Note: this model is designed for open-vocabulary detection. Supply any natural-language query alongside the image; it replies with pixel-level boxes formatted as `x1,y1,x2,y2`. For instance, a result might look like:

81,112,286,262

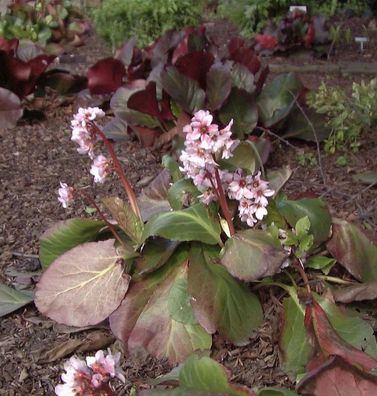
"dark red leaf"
172,27,196,64
229,46,260,75
0,37,18,55
127,82,174,121
297,356,377,396
175,50,214,89
255,65,269,94
306,301,377,372
88,58,125,95
255,34,278,49
227,37,246,57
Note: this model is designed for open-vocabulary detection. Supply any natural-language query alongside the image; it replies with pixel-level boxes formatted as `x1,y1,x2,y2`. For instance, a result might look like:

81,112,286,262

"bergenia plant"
36,107,377,391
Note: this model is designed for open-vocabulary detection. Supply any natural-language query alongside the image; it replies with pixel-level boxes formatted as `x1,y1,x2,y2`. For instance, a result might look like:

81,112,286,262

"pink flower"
228,171,254,201
58,182,74,208
86,350,125,383
55,356,91,396
238,199,257,227
199,189,217,205
250,171,274,206
90,155,111,183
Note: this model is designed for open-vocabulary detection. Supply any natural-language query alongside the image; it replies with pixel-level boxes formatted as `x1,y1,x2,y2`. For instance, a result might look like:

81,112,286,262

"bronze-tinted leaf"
35,239,130,327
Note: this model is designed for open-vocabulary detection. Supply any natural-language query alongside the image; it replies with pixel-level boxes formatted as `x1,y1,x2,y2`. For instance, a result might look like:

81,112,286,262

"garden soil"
1,20,377,395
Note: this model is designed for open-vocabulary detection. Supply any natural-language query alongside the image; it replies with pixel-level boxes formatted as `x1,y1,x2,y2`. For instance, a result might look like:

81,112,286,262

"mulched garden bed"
1,18,376,395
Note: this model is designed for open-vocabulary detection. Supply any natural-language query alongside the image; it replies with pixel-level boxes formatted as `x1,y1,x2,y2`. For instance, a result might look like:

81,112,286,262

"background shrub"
94,0,206,48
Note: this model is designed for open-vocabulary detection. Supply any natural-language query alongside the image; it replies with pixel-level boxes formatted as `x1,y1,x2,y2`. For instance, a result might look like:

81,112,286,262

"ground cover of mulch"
1,18,377,395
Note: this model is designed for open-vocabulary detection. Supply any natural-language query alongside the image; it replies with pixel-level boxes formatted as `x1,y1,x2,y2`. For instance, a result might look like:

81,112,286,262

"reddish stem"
75,188,125,247
209,169,235,237
293,257,313,301
90,122,142,221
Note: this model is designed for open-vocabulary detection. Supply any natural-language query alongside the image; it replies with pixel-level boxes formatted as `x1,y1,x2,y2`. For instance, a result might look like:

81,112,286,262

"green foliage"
308,79,377,153
94,0,205,48
0,0,80,46
216,0,373,37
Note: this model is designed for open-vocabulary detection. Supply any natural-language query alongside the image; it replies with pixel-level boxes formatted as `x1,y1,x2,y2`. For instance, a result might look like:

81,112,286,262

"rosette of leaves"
87,25,328,147
255,12,329,54
0,0,88,48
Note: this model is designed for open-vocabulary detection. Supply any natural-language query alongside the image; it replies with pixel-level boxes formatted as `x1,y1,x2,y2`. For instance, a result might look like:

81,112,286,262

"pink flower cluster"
55,350,125,396
180,110,274,227
71,107,111,184
58,182,74,208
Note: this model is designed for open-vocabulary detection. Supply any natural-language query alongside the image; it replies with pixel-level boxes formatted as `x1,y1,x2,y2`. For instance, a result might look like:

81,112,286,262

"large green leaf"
161,66,205,113
168,179,200,210
179,355,252,395
188,245,263,345
35,239,130,326
220,229,288,281
135,239,180,277
257,73,303,128
219,88,258,139
277,198,331,246
206,62,232,111
0,284,33,317
281,107,330,142
39,218,106,269
110,248,211,364
142,204,222,245
327,218,377,282
231,63,256,94
219,141,257,173
279,291,313,375
102,197,143,245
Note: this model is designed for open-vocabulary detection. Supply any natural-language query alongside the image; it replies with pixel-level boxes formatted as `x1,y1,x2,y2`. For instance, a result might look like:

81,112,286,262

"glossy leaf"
219,141,257,173
206,62,232,111
266,167,292,195
35,240,130,327
279,291,313,375
219,88,258,139
39,218,106,269
327,218,377,282
297,356,377,396
0,87,23,129
110,249,211,364
231,63,256,94
0,284,33,317
138,169,172,221
135,239,180,277
179,355,253,395
142,204,222,245
277,198,331,246
305,256,336,275
188,245,263,345
161,66,205,113
220,229,288,281
307,300,377,372
333,281,377,303
102,197,143,245
168,179,200,210
257,73,303,128
88,57,125,95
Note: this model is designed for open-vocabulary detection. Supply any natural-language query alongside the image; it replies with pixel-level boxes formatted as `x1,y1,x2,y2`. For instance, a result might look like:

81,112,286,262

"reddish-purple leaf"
228,44,260,75
0,37,18,54
306,301,377,372
114,38,136,66
0,87,23,129
327,219,377,282
88,58,125,95
175,50,214,89
297,356,377,396
172,27,197,64
127,82,174,121
35,239,130,327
